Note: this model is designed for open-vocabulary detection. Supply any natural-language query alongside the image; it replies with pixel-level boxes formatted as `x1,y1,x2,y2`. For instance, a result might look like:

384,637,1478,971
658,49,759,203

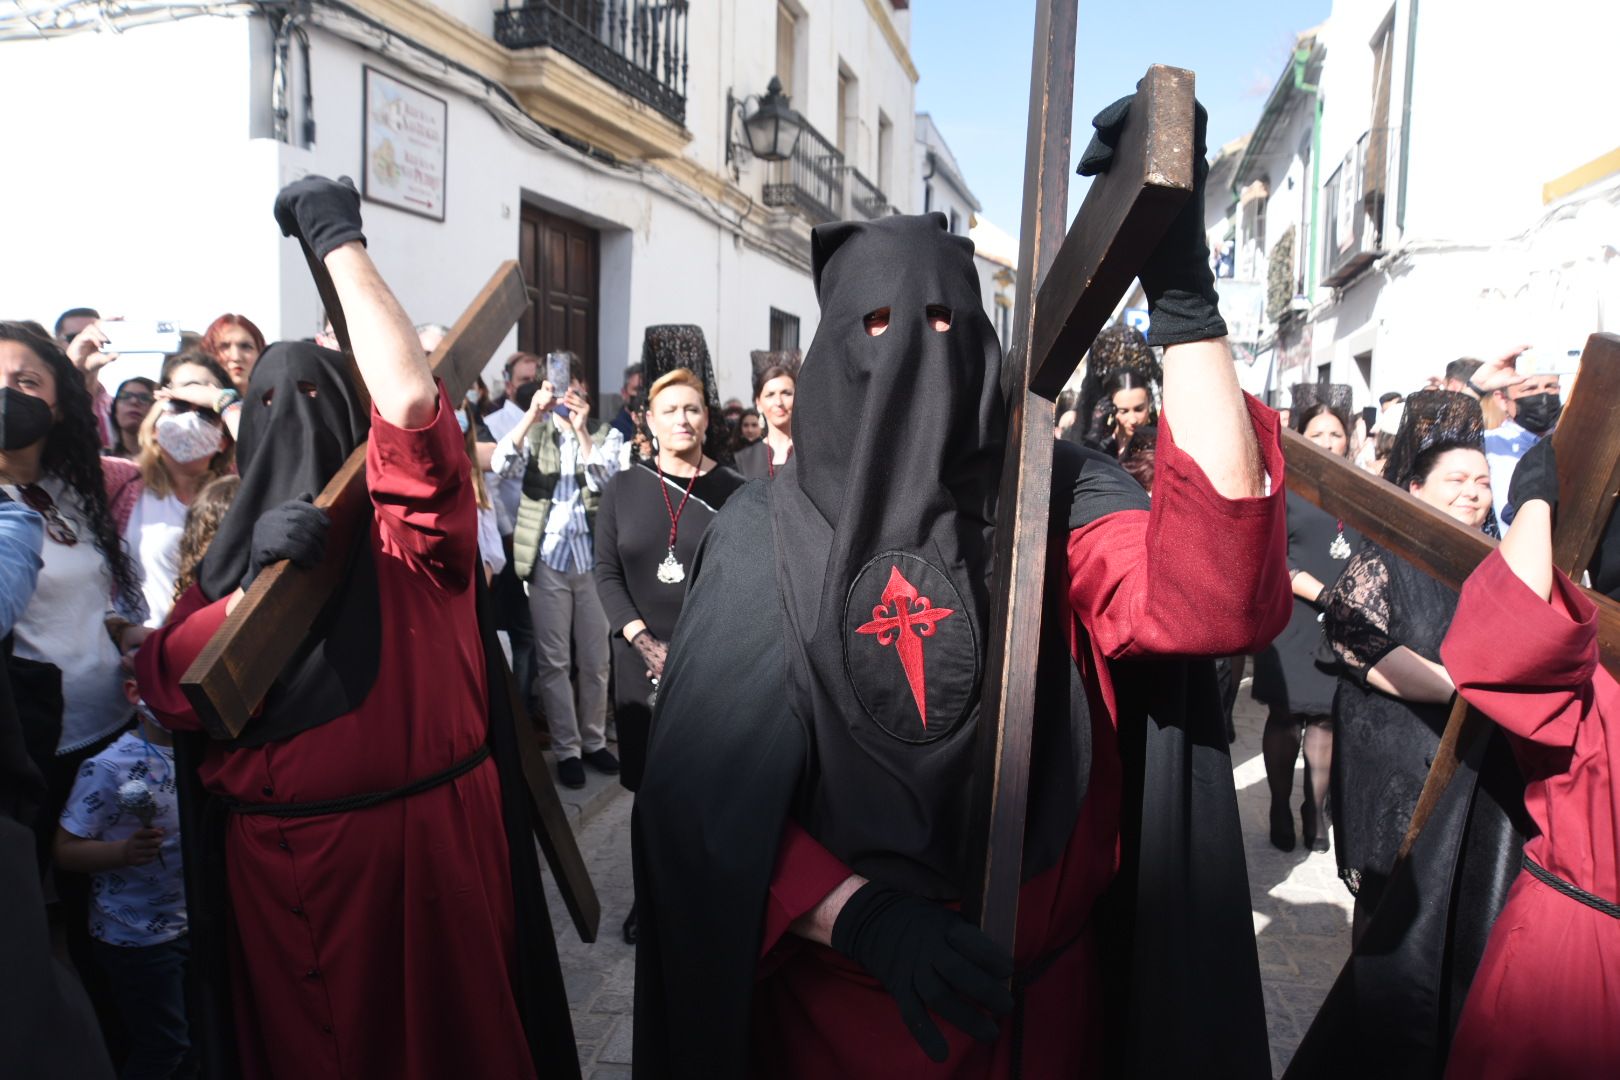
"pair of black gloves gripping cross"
253,87,1226,1060
235,177,369,592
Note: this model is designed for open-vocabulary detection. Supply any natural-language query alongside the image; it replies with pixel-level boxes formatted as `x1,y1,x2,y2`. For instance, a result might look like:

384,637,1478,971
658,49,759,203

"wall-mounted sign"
361,66,447,221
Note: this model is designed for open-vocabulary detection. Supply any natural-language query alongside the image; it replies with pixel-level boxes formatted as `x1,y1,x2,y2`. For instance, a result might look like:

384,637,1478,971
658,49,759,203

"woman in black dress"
734,350,797,480
1320,390,1492,938
1253,384,1361,852
595,365,745,942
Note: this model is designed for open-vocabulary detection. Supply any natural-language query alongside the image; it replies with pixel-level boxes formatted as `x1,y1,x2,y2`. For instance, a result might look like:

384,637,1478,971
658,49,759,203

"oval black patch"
842,551,979,744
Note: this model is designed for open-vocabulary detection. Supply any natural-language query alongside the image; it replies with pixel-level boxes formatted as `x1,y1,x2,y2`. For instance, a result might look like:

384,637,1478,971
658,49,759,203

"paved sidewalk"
542,682,1354,1078
542,787,637,1080
1230,681,1354,1076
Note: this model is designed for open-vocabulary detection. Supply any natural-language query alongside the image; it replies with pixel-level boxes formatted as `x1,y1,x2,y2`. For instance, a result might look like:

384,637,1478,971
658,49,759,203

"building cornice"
346,0,690,160
863,0,919,84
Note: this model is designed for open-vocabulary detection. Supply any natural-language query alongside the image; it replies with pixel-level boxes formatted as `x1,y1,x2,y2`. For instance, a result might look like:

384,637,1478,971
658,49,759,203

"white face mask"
154,409,224,463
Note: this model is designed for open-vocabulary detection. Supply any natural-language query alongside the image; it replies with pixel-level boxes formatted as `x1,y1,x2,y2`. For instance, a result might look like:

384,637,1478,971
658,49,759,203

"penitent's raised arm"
323,244,437,429
273,175,439,430
1161,337,1263,500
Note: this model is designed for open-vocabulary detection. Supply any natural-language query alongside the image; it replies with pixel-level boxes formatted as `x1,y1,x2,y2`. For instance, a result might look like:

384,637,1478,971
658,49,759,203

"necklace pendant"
657,549,686,584
1329,531,1351,560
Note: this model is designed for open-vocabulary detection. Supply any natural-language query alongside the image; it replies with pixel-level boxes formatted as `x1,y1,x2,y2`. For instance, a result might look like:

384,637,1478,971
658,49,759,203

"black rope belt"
219,744,492,819
1524,853,1620,920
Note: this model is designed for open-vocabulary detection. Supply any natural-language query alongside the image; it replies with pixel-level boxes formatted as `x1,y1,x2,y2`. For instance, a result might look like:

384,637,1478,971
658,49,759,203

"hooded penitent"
635,213,1268,1080
640,324,732,466
768,213,1039,896
196,341,379,746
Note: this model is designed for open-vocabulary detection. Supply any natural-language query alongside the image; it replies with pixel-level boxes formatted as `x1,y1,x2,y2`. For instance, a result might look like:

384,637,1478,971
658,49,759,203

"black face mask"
0,388,53,451
1515,392,1562,434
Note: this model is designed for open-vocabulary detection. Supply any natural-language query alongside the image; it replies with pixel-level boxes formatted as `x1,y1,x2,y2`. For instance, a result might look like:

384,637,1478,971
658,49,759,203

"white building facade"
1221,0,1620,407
0,0,921,402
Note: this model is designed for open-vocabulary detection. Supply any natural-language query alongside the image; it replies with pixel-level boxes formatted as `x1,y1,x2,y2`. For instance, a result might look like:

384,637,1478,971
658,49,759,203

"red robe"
135,391,536,1080
1441,550,1620,1078
750,398,1290,1077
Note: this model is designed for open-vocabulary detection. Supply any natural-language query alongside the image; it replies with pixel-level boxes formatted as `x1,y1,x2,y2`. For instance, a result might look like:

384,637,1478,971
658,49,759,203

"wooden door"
518,204,599,395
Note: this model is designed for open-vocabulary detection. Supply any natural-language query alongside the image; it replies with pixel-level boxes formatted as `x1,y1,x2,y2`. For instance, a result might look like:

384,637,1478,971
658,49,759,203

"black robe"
632,444,1273,1079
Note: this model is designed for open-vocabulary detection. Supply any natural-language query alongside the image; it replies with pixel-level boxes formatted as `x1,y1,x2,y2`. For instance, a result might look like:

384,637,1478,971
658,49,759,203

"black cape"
1283,722,1527,1078
633,451,1271,1078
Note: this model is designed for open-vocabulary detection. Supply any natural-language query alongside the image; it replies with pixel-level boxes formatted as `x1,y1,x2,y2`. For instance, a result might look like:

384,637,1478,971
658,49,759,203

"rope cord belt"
1523,853,1620,919
219,744,492,818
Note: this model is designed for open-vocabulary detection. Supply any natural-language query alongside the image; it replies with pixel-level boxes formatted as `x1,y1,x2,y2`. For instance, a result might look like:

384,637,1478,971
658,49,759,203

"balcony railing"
1321,131,1384,287
763,119,845,225
495,1,689,125
845,166,889,220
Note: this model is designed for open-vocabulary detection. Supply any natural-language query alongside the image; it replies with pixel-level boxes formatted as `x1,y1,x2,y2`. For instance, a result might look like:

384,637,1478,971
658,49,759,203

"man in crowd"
1459,349,1561,526
53,307,98,348
492,352,623,789
609,362,643,441
483,350,544,723
1379,390,1403,414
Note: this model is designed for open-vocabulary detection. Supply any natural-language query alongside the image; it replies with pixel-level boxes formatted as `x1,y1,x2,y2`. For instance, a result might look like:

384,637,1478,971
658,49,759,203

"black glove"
830,882,1014,1062
1078,91,1227,347
1506,436,1557,523
243,496,330,590
273,175,366,261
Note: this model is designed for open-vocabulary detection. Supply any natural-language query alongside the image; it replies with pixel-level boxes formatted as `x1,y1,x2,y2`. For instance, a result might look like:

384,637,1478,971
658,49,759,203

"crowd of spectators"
1,300,792,1074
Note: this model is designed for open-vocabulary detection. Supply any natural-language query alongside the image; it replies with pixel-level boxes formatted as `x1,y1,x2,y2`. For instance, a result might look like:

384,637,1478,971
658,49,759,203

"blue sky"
911,0,1331,235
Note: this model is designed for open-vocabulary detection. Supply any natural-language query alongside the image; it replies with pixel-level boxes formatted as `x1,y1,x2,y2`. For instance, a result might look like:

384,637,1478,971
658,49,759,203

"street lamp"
726,77,804,168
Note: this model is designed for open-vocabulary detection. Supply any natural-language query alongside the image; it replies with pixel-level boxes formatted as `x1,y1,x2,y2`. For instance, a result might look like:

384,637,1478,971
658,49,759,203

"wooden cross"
1279,332,1620,856
960,0,1200,951
177,243,601,942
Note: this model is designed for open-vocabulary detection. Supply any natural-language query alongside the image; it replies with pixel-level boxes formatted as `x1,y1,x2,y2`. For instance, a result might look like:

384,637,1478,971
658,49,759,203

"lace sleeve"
1322,549,1397,674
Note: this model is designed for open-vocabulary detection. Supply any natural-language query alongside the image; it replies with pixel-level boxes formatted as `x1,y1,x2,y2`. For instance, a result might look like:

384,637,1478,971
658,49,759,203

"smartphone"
1516,347,1580,377
100,318,182,356
546,353,572,419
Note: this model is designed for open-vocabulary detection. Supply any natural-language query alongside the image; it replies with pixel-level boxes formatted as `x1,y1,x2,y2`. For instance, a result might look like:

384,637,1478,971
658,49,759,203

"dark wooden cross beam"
1279,332,1620,858
177,246,601,942
961,2,1199,951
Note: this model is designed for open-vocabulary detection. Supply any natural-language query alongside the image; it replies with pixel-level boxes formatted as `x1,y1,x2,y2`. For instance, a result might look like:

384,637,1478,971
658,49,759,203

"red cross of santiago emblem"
854,565,956,728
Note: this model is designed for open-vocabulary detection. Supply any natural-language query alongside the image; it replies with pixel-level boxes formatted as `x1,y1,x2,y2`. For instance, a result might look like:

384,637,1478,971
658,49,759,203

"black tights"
1262,706,1333,841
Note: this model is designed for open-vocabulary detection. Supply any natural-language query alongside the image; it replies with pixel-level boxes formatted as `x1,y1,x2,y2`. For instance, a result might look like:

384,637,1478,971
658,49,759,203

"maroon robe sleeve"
1067,393,1290,659
133,583,232,733
759,819,854,963
1441,548,1599,748
367,381,478,591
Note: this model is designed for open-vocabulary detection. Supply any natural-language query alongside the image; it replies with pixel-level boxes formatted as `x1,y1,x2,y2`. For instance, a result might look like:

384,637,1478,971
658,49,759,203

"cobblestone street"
1230,680,1355,1076
544,678,1354,1078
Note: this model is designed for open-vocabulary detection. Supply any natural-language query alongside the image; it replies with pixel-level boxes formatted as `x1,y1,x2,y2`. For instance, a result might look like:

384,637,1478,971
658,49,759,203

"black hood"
769,213,1018,897
197,342,379,746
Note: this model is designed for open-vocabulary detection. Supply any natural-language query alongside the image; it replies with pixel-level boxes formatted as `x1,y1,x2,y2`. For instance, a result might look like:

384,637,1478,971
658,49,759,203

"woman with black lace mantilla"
1319,390,1493,939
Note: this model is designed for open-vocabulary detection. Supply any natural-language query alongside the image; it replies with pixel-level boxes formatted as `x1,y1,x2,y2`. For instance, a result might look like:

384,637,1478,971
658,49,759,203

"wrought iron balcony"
845,166,889,220
495,0,689,126
763,118,845,225
1321,131,1385,288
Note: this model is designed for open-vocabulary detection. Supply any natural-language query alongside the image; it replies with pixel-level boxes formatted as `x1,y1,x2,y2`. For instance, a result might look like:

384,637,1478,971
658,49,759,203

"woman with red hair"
200,313,265,393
